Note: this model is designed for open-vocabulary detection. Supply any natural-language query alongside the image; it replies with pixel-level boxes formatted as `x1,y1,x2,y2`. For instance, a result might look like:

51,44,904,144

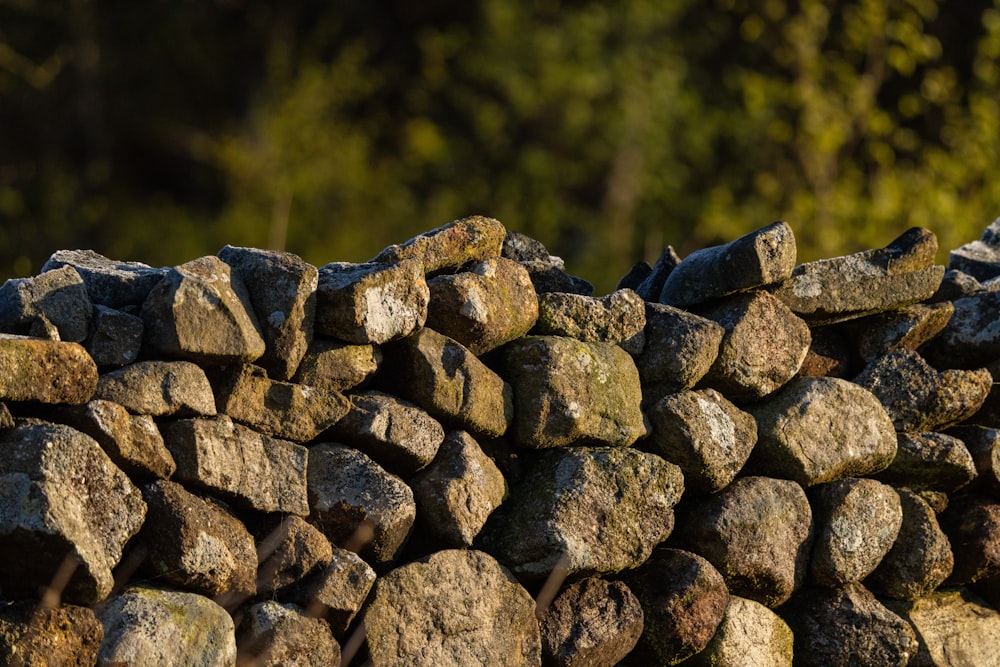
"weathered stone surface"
0,265,92,342
633,246,681,302
0,420,145,604
797,325,854,378
947,424,1000,496
0,601,103,667
291,338,381,392
781,583,917,667
363,549,541,667
939,494,1000,585
95,586,236,666
770,227,945,324
746,376,897,486
841,301,953,362
307,443,415,567
502,231,593,296
0,334,97,404
94,360,217,417
809,478,903,587
236,601,339,667
533,289,646,353
866,488,954,600
502,336,646,448
281,546,376,638
255,514,334,594
622,548,729,665
673,476,813,607
84,304,143,368
41,248,167,308
646,388,757,494
876,432,977,492
410,430,506,548
381,327,512,437
681,595,794,667
426,256,538,355
0,402,12,429
885,588,1000,667
660,221,797,307
949,216,1000,281
161,415,310,515
479,447,683,579
218,244,318,380
695,290,811,403
212,363,350,442
140,255,266,364
539,578,643,667
923,289,1000,369
929,267,987,302
315,259,429,344
330,390,444,476
636,303,724,398
373,214,507,274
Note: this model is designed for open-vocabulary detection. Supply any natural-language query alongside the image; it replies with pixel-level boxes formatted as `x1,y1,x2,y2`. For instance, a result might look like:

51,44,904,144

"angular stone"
426,256,538,355
633,246,681,302
161,415,309,515
212,363,350,442
501,336,646,448
660,221,797,307
681,595,794,667
854,349,992,432
539,578,643,667
95,586,236,666
808,478,903,587
797,325,854,378
41,248,167,309
929,267,989,302
291,338,381,393
136,479,257,598
237,601,339,667
84,304,143,368
363,549,541,667
0,335,97,404
0,420,145,604
381,327,512,437
0,265,92,342
884,588,1000,667
923,289,1000,369
255,514,334,595
646,388,757,493
0,601,103,667
841,301,953,362
673,476,813,608
330,390,444,476
315,259,429,344
746,377,897,486
696,290,811,403
939,494,1000,585
140,255,266,364
281,547,376,638
502,231,593,296
770,227,945,324
949,217,1000,281
636,304,725,396
307,443,415,567
947,425,1000,497
373,215,507,274
622,548,729,665
876,432,977,493
410,430,507,548
93,360,217,417
533,289,646,352
0,402,12,429
478,447,683,579
501,230,552,263
218,245,319,380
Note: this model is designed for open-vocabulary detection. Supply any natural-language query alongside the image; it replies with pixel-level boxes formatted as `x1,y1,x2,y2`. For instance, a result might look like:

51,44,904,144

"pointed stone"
633,246,681,302
0,335,97,404
502,230,593,296
41,248,167,309
0,265,92,342
292,338,381,393
373,215,507,274
94,360,216,417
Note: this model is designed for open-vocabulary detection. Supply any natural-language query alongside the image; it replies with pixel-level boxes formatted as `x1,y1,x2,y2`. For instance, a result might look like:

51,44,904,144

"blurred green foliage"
1,0,999,294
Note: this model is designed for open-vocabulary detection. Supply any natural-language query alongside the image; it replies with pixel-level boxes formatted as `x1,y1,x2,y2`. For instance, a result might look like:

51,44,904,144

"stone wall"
2,215,1000,665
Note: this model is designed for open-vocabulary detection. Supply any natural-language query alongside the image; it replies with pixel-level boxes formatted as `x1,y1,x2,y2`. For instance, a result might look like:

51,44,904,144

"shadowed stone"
0,601,103,667
876,432,977,493
254,515,334,595
292,338,381,393
939,494,1000,585
533,289,646,353
947,425,1000,497
502,231,593,296
923,288,1000,369
84,305,144,368
884,588,1000,667
841,301,953,362
0,265,92,342
636,304,724,399
280,547,376,638
236,601,340,667
680,595,794,667
41,249,167,308
949,217,1000,281
373,215,507,274
0,335,97,404
94,360,216,417
633,246,681,302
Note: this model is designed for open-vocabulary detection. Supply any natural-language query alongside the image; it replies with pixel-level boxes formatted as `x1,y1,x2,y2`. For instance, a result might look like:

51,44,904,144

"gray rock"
884,588,1000,667
681,595,794,667
94,360,217,417
140,255,266,364
255,515,334,595
636,303,725,398
634,246,681,302
236,601,339,667
373,215,507,274
747,377,897,486
281,546,376,638
291,338,381,392
501,231,552,263
533,289,646,353
315,259,429,344
939,494,1000,585
948,216,1000,281
84,304,144,368
947,425,1000,497
478,447,683,579
660,221,797,307
218,245,318,380
502,336,646,448
797,325,853,378
674,476,813,607
41,248,167,308
923,289,1000,369
929,267,988,302
502,232,593,296
841,301,953,362
363,549,541,667
0,334,98,404
95,586,236,667
0,265,92,342
0,600,103,667
0,420,145,605
876,432,977,493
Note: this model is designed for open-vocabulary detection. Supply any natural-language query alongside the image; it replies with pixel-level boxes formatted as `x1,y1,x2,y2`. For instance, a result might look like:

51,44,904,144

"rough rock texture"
255,514,334,595
939,494,1000,585
876,431,978,492
635,303,724,397
923,288,1000,369
0,601,103,667
41,248,167,308
291,338,381,392
236,601,340,667
630,245,681,302
533,288,646,351
0,334,98,404
0,265,92,342
373,215,507,274
948,424,1000,497
841,301,954,362
94,360,217,417
85,304,144,368
681,595,794,667
280,546,376,638
503,231,594,296
948,216,1000,281
885,588,1000,667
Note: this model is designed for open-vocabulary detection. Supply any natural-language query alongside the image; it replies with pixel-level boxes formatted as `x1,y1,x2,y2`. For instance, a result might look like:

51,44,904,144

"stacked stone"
0,215,999,665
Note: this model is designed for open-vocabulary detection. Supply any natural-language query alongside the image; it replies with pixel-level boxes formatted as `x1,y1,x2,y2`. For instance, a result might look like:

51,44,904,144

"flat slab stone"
373,215,507,274
841,301,954,362
0,334,97,404
876,432,977,493
42,248,168,308
292,338,381,393
922,289,1000,369
533,288,646,351
0,265,92,341
94,360,216,417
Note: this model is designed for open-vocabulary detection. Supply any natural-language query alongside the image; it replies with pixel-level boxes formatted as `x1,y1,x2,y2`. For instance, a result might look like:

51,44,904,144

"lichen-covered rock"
0,601,103,667
841,301,953,362
0,264,92,342
533,289,646,352
291,338,381,392
0,334,98,404
41,248,168,309
876,432,977,492
280,547,376,638
939,494,1000,585
884,588,1000,667
255,515,334,594
236,601,340,667
636,303,725,399
94,360,217,417
84,304,144,368
373,215,507,274
680,595,794,667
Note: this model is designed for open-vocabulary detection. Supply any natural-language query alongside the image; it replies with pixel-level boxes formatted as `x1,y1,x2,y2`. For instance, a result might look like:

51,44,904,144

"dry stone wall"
3,215,1000,665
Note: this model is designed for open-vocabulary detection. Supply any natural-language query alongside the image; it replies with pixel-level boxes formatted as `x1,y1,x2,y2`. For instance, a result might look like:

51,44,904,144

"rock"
808,478,903,587
646,388,757,494
255,514,334,594
886,588,1000,667
0,335,97,404
746,376,897,486
280,547,376,638
140,255,266,364
478,447,683,579
306,443,416,568
425,256,538,355
947,425,1000,496
780,583,917,667
0,402,13,429
633,246,681,302
876,432,977,493
636,303,725,397
291,338,381,392
501,230,552,263
373,214,507,274
211,363,350,442
93,360,217,417
939,494,1000,585
41,248,167,308
538,578,643,667
236,601,339,667
797,325,854,378
0,601,103,667
659,221,797,307
218,244,318,380
923,289,1000,369
136,479,257,599
502,336,646,448
95,586,236,666
84,304,144,368
362,549,541,667
680,595,794,667
315,259,429,344
502,232,593,296
381,327,512,437
161,415,310,515
948,216,1000,281
622,548,729,665
841,301,954,362
673,476,813,607
928,268,988,302
410,430,507,548
532,289,646,352
770,227,945,324
0,420,145,604
0,265,92,342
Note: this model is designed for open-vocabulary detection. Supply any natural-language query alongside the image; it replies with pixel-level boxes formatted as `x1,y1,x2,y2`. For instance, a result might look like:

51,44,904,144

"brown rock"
280,546,376,638
373,214,507,274
0,335,97,404
797,325,854,378
939,494,1000,585
292,338,381,392
876,432,977,493
533,288,646,352
255,515,334,595
0,601,103,667
681,595,794,667
236,601,340,667
884,588,1000,667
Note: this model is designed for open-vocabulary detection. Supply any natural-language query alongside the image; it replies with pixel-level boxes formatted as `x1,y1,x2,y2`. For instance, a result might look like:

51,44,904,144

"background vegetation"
2,0,999,294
